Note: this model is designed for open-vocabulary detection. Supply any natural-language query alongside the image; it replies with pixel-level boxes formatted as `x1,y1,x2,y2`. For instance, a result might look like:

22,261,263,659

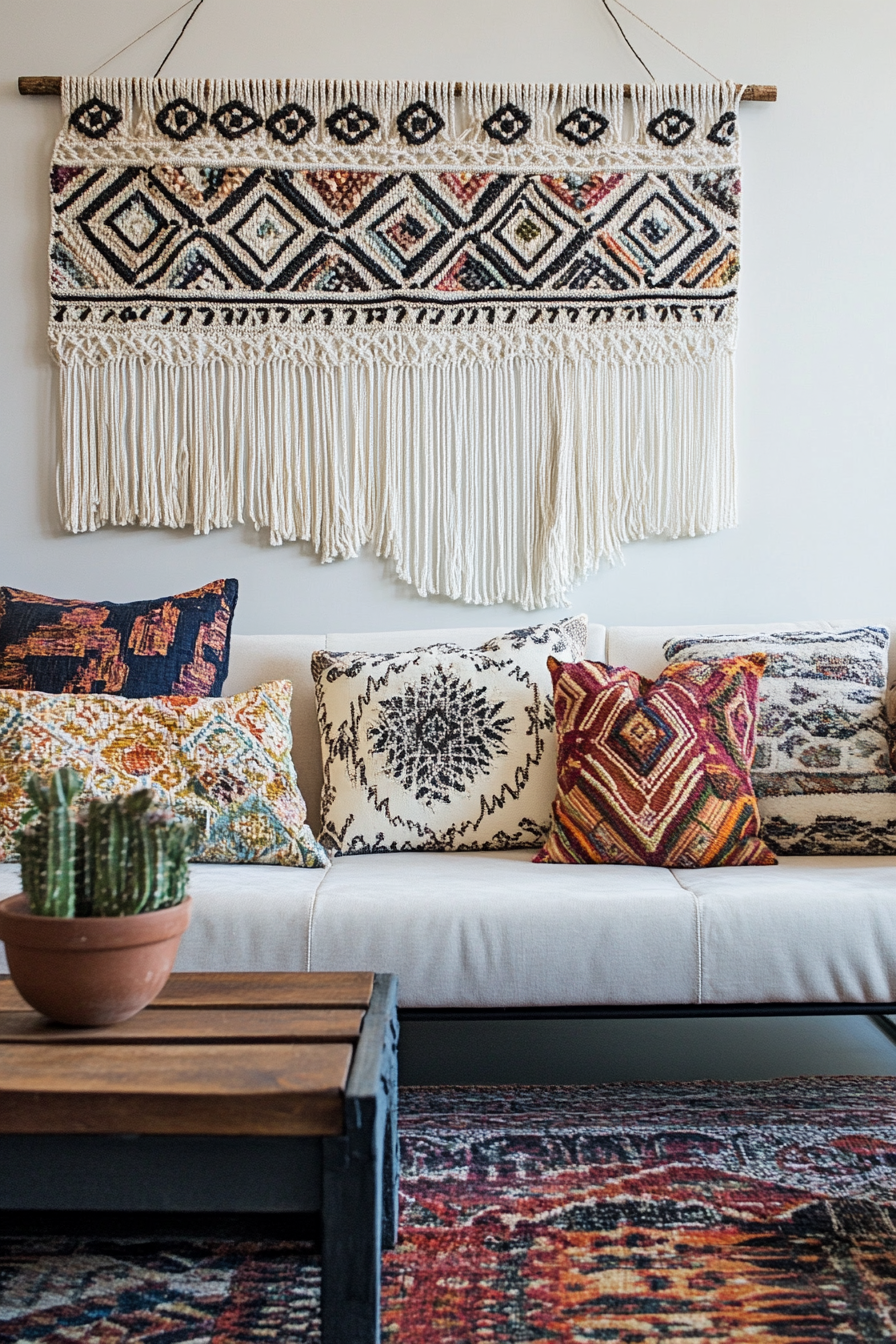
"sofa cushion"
225,624,607,838
536,654,776,868
0,681,327,868
306,851,699,1008
313,617,589,854
3,850,893,1008
0,579,238,696
0,862,328,976
673,857,896,1004
662,627,896,856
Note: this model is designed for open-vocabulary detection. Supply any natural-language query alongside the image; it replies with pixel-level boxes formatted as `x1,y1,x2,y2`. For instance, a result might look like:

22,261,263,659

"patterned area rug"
3,1079,896,1342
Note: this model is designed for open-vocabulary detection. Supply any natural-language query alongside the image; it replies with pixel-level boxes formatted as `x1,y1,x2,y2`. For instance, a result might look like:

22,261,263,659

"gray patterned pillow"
313,617,588,855
663,627,896,855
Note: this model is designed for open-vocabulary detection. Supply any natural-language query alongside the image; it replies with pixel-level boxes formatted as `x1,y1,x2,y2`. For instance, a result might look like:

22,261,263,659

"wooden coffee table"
0,970,399,1344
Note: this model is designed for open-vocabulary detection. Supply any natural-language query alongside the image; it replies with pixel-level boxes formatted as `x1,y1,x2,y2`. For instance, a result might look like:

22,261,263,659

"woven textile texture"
0,579,237,696
536,654,776,866
50,78,743,608
664,627,896,855
3,1079,896,1342
0,680,327,866
313,616,587,854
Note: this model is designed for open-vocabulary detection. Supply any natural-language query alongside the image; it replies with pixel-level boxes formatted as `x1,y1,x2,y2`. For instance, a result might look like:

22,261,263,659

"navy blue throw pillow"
0,579,238,696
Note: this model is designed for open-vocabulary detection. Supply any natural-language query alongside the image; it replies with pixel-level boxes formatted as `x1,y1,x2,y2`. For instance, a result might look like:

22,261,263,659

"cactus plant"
17,768,193,918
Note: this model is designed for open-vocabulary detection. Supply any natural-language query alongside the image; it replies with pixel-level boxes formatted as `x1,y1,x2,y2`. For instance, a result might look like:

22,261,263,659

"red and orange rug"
2,1078,896,1342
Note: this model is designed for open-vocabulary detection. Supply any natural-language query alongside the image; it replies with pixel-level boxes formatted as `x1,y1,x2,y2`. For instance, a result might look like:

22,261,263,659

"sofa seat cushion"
0,863,329,977
4,853,895,1010
307,851,698,1008
672,857,896,1004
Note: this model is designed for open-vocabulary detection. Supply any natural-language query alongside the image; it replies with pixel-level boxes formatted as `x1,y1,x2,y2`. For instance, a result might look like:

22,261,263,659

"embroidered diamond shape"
556,106,609,146
610,701,676,776
396,100,445,146
229,195,302,269
492,196,562,270
210,99,262,140
707,111,737,147
647,107,696,147
69,98,122,140
105,191,168,254
266,102,315,145
621,193,696,266
156,98,207,141
363,182,448,277
325,102,379,145
482,102,531,145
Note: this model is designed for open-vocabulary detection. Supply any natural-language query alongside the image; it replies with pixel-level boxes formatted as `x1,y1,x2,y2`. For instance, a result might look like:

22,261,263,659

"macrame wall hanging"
49,77,742,608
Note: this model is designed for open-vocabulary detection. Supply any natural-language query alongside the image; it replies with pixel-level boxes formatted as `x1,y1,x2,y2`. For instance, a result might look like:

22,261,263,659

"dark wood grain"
0,1007,364,1044
153,972,374,1009
0,972,374,1013
0,1042,351,1134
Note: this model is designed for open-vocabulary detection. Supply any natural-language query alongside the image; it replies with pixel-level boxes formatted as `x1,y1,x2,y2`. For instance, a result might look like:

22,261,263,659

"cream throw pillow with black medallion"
313,617,588,854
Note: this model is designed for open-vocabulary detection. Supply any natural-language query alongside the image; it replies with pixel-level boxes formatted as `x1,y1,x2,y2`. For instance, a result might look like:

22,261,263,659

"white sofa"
3,620,896,1011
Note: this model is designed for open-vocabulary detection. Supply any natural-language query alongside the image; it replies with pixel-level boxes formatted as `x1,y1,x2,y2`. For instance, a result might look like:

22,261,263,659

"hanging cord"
154,0,207,77
605,0,722,81
600,0,655,81
89,0,197,76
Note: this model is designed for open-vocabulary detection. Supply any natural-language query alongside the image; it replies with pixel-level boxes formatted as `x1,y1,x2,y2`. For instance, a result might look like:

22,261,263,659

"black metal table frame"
400,1001,896,1021
0,973,400,1344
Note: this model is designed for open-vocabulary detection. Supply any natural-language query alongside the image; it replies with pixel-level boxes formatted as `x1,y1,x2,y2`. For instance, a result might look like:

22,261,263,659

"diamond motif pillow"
0,579,238,696
0,680,327,867
313,617,588,855
663,628,896,855
535,655,776,867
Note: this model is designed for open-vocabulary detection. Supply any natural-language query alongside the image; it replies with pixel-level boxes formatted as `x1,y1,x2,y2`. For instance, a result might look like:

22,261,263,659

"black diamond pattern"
707,111,737,147
396,100,445,146
647,108,696,147
69,99,122,140
556,107,609,146
325,102,380,145
156,98,207,141
266,103,315,145
482,102,531,145
210,100,263,140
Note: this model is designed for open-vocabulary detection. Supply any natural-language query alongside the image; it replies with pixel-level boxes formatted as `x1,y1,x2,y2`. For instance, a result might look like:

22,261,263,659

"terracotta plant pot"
0,894,191,1026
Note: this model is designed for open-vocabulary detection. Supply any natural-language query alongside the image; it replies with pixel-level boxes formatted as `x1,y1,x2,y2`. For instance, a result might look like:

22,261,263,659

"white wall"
3,0,894,634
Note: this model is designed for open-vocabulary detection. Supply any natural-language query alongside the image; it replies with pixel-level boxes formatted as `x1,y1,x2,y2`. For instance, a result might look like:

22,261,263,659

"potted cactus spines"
0,768,193,1025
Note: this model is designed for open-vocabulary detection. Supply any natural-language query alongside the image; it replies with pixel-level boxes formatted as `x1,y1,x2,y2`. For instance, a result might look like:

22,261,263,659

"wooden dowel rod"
19,74,776,101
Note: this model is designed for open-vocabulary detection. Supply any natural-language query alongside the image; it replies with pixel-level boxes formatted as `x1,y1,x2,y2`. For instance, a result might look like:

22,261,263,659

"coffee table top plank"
0,1041,352,1135
153,972,375,1009
0,972,375,1013
0,1007,364,1044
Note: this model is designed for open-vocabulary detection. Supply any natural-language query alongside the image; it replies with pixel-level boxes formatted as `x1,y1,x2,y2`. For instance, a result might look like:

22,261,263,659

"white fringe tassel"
58,355,735,609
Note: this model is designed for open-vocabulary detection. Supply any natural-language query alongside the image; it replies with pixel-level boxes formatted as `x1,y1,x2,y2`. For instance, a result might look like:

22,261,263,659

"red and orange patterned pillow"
0,580,237,697
535,655,777,868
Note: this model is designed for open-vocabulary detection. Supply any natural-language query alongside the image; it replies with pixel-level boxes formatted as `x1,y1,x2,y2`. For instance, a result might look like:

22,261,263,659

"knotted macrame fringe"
59,353,735,609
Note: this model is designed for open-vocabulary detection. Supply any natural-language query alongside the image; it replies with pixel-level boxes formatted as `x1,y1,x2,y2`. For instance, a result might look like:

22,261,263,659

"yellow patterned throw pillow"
0,681,327,867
